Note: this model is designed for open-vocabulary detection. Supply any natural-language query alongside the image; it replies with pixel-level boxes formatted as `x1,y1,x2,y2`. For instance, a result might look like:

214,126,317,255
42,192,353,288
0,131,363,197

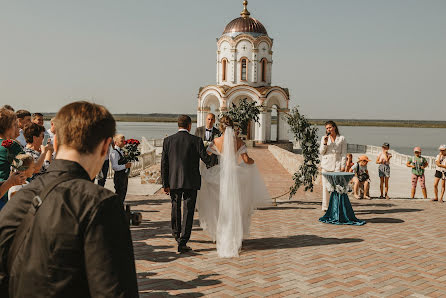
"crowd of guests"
320,120,446,205
0,105,134,210
0,102,138,297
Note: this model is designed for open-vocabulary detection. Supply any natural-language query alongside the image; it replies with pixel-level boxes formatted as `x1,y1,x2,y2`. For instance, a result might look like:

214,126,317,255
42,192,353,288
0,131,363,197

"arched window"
222,59,227,81
240,58,248,81
261,58,267,82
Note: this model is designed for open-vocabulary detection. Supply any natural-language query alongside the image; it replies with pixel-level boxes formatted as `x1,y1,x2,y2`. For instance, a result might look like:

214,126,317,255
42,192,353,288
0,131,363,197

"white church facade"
197,1,290,143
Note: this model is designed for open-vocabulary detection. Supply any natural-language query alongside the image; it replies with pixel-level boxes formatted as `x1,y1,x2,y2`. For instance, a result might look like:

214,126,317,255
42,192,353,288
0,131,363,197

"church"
197,1,290,143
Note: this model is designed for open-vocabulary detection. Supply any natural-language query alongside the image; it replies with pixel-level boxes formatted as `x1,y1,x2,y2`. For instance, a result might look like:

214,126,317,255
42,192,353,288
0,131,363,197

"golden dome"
222,1,268,36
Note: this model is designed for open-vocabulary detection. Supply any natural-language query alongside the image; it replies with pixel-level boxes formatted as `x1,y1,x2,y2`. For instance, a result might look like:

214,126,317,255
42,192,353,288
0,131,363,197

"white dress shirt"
110,146,126,172
16,129,27,147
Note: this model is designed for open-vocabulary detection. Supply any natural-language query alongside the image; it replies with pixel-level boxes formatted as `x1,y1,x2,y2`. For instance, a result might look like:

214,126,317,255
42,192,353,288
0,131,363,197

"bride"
197,116,271,258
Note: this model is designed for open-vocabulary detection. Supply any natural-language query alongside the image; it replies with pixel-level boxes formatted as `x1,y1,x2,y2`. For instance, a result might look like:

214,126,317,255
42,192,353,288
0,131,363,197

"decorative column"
254,106,267,143
278,108,290,141
265,109,272,141
216,50,221,83
230,49,237,84
197,108,209,128
252,48,258,83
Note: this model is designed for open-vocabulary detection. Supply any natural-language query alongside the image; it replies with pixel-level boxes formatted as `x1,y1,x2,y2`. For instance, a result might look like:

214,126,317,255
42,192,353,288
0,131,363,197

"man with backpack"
0,101,138,297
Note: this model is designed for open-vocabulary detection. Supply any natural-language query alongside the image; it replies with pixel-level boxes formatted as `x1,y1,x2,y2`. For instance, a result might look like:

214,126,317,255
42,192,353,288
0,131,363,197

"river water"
110,122,446,157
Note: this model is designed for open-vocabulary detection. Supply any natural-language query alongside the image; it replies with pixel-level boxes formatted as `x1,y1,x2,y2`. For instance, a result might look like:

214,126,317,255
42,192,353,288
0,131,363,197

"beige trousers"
321,169,332,211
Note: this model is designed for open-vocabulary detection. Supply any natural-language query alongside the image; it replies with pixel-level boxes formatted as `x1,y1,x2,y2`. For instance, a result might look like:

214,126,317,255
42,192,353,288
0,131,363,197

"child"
350,155,371,199
345,153,354,172
8,154,35,199
433,144,446,202
406,147,428,199
376,142,392,199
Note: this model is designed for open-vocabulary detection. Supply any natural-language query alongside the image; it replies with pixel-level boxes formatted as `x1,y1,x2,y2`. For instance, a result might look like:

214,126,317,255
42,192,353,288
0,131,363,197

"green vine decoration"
284,106,320,197
222,98,263,135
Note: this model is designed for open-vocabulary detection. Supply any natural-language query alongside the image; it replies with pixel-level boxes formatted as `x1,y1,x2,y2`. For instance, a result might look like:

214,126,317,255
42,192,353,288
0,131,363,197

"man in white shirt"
15,110,31,147
45,117,56,144
110,134,132,203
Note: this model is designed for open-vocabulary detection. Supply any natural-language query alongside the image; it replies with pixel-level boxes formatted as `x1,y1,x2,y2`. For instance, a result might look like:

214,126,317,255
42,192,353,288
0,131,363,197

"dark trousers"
114,170,129,203
97,160,109,187
170,189,197,245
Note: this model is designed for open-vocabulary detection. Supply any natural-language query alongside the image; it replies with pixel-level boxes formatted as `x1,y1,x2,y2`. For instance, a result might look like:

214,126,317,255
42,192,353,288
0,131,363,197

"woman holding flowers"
0,108,26,209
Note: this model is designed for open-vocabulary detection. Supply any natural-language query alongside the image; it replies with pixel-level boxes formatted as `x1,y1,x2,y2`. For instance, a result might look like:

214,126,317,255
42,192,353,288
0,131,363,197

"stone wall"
141,164,162,185
268,145,303,176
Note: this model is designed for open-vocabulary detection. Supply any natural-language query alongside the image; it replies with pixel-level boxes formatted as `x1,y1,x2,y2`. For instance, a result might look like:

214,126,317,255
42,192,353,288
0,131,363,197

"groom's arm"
161,138,170,191
198,138,211,165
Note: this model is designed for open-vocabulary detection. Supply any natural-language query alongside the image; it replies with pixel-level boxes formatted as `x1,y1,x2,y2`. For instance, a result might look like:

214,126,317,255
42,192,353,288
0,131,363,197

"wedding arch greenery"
222,98,263,135
284,106,320,198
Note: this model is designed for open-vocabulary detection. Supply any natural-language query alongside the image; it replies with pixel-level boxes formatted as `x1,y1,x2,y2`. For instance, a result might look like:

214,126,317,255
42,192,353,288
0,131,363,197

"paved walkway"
128,147,446,297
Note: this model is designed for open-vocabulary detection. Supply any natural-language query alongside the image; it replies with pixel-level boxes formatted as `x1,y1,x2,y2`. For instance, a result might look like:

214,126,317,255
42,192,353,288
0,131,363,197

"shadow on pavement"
351,202,396,207
365,217,405,224
258,206,316,210
138,272,220,294
356,208,423,215
243,234,363,251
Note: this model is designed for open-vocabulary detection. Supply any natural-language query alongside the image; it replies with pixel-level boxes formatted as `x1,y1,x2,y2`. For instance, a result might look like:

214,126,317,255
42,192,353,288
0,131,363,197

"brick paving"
128,146,446,297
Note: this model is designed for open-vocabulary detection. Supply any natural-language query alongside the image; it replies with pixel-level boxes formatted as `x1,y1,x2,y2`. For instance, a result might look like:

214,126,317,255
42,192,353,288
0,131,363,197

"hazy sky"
1,0,445,120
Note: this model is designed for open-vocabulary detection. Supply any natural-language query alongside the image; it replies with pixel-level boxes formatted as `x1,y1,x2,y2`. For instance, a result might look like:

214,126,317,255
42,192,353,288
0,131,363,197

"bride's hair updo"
219,115,234,133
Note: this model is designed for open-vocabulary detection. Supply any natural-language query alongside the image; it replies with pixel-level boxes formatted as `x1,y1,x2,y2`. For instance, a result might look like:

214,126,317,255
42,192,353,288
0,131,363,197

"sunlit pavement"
128,147,446,297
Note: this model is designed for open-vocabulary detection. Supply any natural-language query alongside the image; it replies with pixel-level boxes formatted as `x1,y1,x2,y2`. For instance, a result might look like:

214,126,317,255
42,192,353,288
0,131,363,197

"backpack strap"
7,175,76,274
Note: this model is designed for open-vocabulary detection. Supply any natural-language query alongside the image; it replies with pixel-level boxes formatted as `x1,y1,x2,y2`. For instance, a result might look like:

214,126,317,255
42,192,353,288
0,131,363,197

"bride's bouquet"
122,139,141,162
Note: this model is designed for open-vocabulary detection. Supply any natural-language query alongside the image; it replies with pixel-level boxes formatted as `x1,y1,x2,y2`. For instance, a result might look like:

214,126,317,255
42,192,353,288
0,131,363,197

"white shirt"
178,129,189,133
46,128,55,144
205,127,213,141
8,181,29,200
16,129,27,147
110,146,126,172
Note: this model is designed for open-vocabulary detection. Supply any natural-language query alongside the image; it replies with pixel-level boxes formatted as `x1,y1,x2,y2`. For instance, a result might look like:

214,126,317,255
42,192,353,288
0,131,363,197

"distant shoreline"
42,114,446,128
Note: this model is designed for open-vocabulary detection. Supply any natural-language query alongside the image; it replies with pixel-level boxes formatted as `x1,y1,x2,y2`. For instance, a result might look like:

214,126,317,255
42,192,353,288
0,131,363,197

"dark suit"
161,130,211,245
194,126,221,168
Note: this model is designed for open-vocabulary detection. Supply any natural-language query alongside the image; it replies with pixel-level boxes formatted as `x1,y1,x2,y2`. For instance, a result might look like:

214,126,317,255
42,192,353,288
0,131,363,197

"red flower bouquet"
1,139,14,149
122,139,141,162
1,139,18,167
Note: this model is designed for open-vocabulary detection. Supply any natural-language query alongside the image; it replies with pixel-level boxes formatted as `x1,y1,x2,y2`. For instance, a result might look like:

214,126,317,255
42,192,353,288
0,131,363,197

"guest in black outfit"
162,115,211,253
0,101,138,297
110,134,132,203
195,113,220,168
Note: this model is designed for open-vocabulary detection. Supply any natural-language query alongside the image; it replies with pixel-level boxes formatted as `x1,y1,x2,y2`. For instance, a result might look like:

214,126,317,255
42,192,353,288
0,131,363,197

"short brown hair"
55,101,115,154
16,110,31,119
2,105,14,112
23,123,45,144
12,154,34,170
32,112,43,120
177,115,191,129
219,115,234,133
0,108,17,135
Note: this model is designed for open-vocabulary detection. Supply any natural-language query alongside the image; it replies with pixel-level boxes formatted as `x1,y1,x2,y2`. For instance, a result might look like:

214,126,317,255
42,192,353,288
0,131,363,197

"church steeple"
240,0,250,18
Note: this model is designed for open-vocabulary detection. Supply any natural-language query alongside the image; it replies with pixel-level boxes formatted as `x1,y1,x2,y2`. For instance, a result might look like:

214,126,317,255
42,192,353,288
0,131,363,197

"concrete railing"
106,148,157,178
364,145,436,170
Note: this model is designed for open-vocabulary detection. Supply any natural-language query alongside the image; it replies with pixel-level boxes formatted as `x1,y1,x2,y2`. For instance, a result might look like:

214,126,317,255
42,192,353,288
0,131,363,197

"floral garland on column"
284,107,320,198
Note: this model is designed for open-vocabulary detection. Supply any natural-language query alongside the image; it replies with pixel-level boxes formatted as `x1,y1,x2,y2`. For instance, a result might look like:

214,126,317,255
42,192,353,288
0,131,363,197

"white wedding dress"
197,127,272,258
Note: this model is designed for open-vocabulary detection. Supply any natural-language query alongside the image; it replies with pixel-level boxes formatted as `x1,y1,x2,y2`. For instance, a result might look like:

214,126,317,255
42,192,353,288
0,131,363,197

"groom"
161,115,211,253
194,113,220,168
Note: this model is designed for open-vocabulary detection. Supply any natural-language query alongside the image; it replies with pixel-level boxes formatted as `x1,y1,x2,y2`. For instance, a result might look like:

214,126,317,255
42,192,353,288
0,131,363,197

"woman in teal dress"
0,108,24,209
